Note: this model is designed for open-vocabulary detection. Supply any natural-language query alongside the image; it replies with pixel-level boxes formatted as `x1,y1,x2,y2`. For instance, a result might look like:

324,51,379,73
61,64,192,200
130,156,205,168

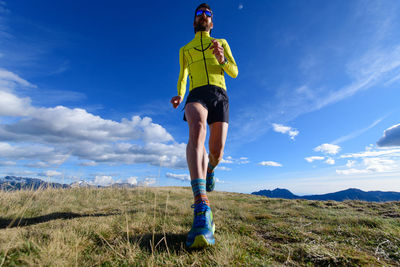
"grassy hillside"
0,187,399,266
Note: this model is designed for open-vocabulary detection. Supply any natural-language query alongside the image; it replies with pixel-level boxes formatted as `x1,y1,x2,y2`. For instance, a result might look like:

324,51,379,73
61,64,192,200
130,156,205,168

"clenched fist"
210,39,225,64
170,96,182,109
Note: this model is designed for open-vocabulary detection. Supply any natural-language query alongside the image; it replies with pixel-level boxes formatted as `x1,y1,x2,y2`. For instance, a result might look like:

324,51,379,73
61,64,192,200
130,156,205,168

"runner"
170,3,238,249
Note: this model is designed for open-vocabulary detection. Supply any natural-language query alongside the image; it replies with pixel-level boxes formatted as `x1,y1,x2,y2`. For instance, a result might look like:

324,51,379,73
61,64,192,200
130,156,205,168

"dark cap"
195,3,212,16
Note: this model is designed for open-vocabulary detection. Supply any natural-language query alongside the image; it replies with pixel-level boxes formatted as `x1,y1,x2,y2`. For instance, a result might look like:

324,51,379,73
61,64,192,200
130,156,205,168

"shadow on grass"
133,232,188,253
0,210,137,229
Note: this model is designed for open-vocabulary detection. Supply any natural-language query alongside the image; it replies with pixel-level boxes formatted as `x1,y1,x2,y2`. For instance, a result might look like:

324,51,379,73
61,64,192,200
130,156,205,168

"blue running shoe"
186,202,215,249
206,171,215,192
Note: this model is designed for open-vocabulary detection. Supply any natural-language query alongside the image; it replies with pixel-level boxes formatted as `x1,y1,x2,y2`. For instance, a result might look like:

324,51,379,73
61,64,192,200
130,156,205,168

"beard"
194,19,211,33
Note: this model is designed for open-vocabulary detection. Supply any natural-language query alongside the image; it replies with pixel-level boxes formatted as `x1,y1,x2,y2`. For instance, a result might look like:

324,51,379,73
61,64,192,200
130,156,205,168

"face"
193,8,213,33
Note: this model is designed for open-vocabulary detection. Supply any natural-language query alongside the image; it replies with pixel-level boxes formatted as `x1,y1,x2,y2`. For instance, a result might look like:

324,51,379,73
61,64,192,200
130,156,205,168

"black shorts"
183,85,229,125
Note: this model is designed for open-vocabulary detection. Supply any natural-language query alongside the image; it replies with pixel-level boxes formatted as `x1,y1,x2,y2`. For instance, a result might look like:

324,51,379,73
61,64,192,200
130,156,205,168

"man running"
170,3,238,248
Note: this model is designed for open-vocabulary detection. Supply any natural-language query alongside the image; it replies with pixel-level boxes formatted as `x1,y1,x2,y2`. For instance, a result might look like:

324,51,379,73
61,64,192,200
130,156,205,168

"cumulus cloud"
138,178,156,187
259,161,282,167
305,156,325,163
165,172,190,181
0,69,186,169
0,142,69,166
126,176,138,185
314,143,341,155
272,123,299,140
94,175,114,186
337,157,397,175
377,123,400,147
0,90,32,116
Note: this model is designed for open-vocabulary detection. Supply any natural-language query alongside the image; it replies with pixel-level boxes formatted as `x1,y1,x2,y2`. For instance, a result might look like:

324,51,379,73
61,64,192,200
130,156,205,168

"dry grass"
0,186,399,266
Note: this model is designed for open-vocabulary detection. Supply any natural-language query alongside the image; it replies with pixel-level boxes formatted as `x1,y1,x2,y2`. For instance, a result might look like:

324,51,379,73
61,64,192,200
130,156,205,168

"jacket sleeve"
221,39,238,78
177,47,188,98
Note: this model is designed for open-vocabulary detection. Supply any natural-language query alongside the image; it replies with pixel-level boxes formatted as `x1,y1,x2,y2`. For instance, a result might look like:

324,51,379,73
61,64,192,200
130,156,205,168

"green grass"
0,187,399,266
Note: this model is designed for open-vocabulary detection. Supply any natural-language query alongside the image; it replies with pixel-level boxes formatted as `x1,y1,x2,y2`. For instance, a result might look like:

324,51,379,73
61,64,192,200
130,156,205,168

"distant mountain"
70,180,92,188
1,176,138,191
0,176,70,191
252,188,299,199
252,188,400,202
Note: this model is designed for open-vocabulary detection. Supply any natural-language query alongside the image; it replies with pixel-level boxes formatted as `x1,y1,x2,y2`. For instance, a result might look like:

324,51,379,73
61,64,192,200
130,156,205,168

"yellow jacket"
177,31,238,98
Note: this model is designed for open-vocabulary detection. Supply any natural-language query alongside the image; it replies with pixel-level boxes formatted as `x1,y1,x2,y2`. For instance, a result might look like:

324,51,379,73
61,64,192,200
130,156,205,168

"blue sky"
1,0,400,194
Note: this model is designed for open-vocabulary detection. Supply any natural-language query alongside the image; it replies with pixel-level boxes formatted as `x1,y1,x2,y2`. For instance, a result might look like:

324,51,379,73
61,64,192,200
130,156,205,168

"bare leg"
185,102,208,180
203,146,208,177
208,122,229,168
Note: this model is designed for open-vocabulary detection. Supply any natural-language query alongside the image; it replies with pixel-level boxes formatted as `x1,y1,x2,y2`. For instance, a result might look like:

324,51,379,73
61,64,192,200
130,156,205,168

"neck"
195,31,210,37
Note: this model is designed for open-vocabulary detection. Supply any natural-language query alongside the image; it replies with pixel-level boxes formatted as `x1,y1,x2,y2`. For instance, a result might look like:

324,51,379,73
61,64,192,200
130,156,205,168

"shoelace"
191,202,208,228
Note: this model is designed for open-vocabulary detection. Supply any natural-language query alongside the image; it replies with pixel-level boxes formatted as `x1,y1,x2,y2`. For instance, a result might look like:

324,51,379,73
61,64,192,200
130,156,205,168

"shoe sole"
188,234,214,249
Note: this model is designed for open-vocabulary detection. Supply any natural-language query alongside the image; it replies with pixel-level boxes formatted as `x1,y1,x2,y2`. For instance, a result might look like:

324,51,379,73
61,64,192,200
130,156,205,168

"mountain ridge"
252,188,400,202
0,176,137,191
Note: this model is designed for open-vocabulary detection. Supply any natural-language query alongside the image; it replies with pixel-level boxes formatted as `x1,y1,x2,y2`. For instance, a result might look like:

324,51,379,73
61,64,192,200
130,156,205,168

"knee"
209,145,224,161
188,122,207,146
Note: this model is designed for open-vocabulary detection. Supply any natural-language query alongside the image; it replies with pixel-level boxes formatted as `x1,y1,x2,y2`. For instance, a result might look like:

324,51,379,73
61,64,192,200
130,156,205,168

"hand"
170,96,182,109
210,39,225,64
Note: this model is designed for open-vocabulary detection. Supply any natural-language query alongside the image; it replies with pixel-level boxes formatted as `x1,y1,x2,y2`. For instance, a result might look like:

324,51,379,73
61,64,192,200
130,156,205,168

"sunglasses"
196,10,212,17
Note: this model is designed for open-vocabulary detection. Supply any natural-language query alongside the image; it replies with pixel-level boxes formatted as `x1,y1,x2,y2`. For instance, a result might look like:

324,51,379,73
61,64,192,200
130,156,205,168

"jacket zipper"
200,32,210,85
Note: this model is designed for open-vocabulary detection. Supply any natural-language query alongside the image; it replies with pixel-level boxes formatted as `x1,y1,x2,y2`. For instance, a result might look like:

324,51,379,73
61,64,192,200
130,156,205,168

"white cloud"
220,156,249,164
325,158,335,165
238,4,243,10
94,175,114,186
377,123,400,147
0,160,16,166
239,157,250,164
0,90,32,116
337,151,399,175
165,172,190,181
230,2,400,146
336,168,369,175
305,156,325,163
215,178,225,183
126,176,138,185
259,161,282,167
44,170,62,177
314,143,341,155
364,157,397,172
220,158,233,164
138,178,156,187
0,68,35,89
272,123,299,140
346,160,356,168
80,161,97,167
0,142,69,166
332,117,384,145
340,148,400,158
0,70,186,169
216,166,231,171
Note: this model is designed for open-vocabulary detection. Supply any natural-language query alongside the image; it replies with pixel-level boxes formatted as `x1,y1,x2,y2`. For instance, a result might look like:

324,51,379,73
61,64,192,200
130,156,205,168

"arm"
221,39,238,78
177,47,188,99
171,47,188,108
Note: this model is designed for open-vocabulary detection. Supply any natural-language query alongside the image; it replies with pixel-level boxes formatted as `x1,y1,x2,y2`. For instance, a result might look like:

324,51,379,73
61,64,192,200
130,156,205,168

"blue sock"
191,179,209,205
